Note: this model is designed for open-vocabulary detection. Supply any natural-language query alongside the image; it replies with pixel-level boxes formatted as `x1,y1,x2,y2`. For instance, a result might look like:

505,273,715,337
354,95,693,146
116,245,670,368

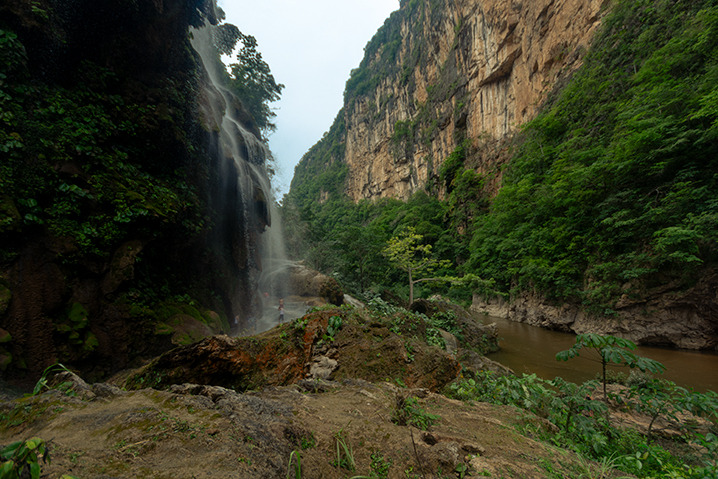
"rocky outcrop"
471,269,718,349
310,0,607,202
125,306,467,392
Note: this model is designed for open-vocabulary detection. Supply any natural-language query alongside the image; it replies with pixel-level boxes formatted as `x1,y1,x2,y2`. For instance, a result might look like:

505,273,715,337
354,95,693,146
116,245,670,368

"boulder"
166,314,215,346
343,294,366,309
457,349,514,377
48,370,96,400
306,356,338,380
288,263,344,305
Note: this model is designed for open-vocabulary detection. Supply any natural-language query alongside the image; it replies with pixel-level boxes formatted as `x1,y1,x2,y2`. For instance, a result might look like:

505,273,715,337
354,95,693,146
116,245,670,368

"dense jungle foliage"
0,8,214,293
0,0,282,378
284,0,718,312
0,1,226,376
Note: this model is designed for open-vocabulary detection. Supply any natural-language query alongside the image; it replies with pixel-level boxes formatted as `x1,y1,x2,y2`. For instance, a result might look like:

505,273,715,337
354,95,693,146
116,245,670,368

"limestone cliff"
293,0,607,202
471,266,718,350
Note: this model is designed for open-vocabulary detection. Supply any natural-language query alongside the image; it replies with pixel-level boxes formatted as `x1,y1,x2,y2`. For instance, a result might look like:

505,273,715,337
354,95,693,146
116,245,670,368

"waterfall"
190,23,290,335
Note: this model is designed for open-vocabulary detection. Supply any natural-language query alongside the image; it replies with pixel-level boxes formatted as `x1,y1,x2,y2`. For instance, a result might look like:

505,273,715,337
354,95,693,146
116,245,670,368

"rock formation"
0,0,273,380
289,0,718,350
472,268,718,350
295,0,608,202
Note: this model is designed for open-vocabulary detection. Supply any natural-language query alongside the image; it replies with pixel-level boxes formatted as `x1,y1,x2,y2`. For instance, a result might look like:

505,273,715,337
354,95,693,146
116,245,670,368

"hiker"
278,299,285,324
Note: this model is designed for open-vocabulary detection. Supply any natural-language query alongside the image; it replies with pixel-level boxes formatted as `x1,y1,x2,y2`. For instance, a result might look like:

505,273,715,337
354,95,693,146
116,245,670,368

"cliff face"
336,0,606,201
288,0,718,351
0,0,272,380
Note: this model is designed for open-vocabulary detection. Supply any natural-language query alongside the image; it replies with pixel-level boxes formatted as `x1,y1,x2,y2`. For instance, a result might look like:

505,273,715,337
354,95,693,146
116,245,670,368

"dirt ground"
0,306,603,478
0,378,592,479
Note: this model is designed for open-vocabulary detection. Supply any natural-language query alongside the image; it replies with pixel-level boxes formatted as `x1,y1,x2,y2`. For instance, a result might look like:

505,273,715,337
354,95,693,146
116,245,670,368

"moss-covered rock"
167,314,213,346
123,306,465,393
411,298,499,354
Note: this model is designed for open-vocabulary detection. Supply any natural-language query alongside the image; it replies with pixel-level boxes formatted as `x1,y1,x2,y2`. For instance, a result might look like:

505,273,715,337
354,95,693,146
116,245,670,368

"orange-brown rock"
125,307,466,393
337,0,607,202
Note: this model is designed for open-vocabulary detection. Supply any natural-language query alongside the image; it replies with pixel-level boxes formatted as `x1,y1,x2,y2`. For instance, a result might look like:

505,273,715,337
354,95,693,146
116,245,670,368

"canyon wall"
338,0,607,201
288,0,718,350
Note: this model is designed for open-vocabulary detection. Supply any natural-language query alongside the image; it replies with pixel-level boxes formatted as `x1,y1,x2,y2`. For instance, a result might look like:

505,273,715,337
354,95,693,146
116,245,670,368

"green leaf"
1,460,16,475
0,440,22,459
29,461,40,479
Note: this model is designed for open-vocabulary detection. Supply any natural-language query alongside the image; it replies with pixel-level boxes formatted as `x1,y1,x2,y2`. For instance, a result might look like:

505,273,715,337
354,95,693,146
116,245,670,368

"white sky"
217,0,401,196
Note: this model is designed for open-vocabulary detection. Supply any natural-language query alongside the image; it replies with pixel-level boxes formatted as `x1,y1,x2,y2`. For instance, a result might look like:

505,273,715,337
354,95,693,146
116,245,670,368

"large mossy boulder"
122,307,464,393
410,298,500,354
288,264,344,306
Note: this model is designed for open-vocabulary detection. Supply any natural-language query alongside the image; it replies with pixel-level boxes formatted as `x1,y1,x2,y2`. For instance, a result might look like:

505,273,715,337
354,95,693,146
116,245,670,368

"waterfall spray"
190,23,291,335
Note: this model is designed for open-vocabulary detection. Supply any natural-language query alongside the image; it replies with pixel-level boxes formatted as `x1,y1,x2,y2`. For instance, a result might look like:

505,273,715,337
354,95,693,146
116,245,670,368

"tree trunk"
409,269,414,304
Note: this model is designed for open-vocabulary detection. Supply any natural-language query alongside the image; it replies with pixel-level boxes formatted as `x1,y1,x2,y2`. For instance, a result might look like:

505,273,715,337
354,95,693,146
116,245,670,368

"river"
483,315,718,393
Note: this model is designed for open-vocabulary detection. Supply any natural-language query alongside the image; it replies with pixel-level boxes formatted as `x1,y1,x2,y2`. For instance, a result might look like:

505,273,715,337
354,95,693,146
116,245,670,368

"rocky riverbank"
471,268,718,351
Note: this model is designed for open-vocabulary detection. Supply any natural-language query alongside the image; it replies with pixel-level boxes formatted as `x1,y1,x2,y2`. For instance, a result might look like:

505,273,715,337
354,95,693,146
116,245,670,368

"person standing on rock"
278,299,285,324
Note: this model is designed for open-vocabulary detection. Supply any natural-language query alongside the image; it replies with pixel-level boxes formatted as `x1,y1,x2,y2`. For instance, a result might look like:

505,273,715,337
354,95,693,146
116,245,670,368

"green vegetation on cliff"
0,0,281,379
285,0,718,315
468,0,718,311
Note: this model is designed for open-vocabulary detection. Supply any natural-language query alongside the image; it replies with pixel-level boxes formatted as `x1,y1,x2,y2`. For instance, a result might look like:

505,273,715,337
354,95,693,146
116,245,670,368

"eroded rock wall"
471,268,718,350
341,0,606,202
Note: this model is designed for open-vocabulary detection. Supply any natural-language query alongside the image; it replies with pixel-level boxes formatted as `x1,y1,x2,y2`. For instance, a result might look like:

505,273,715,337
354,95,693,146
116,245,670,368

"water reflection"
483,315,718,393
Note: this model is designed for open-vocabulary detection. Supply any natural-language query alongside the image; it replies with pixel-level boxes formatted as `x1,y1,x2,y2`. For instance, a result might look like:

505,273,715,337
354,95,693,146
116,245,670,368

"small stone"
462,442,485,455
359,389,377,400
91,383,124,398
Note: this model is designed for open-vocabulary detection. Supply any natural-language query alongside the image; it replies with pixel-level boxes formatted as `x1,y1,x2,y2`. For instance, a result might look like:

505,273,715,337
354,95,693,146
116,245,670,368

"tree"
556,333,666,400
336,224,384,294
383,227,451,304
228,33,284,136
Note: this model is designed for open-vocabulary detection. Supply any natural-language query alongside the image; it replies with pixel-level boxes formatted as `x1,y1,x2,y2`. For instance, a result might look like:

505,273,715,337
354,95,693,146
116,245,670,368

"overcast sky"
217,0,401,196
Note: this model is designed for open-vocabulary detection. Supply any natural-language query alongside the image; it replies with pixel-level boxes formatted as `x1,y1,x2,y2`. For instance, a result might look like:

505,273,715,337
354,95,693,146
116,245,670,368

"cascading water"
190,23,294,335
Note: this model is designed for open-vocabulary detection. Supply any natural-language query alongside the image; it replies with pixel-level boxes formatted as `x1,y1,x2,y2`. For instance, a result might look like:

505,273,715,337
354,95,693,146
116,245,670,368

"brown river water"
483,315,718,393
